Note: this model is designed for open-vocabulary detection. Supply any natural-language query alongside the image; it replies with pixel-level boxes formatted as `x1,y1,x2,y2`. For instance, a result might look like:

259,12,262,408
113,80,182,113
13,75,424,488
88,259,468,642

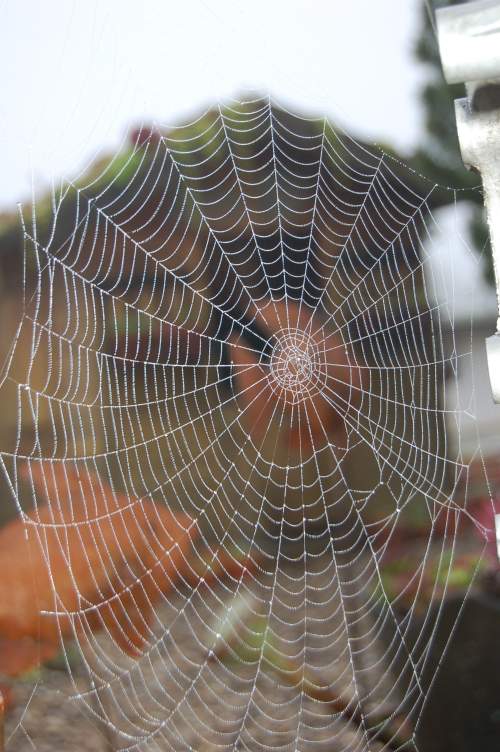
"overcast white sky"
1,0,426,208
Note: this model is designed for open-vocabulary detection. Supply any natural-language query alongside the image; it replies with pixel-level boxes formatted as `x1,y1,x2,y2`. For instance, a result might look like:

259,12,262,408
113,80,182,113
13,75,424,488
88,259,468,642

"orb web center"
269,328,323,404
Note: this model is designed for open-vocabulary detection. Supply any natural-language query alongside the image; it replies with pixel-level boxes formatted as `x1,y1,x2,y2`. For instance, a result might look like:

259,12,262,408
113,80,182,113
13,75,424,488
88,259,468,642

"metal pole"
436,1,500,401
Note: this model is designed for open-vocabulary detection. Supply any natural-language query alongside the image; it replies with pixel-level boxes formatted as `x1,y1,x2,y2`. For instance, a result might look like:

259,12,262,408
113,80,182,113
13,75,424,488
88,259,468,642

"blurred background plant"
413,0,491,282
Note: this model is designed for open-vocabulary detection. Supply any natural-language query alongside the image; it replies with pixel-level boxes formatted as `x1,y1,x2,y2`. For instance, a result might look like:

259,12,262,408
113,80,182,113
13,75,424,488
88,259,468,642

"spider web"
0,95,493,751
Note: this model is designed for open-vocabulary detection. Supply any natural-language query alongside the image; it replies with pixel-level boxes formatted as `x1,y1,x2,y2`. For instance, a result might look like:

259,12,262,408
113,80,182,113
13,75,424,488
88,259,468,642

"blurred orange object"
229,300,363,452
0,462,197,675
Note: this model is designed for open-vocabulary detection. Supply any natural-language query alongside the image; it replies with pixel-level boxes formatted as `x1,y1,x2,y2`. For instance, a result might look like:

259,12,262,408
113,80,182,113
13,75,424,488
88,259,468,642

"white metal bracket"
436,0,500,402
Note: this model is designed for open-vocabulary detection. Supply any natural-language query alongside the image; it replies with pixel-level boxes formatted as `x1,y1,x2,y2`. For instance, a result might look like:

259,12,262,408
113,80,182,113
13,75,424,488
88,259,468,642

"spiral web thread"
0,95,493,751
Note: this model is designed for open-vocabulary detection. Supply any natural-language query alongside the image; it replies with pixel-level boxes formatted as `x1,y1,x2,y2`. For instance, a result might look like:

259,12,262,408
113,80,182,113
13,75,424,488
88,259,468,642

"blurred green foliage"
413,0,492,284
